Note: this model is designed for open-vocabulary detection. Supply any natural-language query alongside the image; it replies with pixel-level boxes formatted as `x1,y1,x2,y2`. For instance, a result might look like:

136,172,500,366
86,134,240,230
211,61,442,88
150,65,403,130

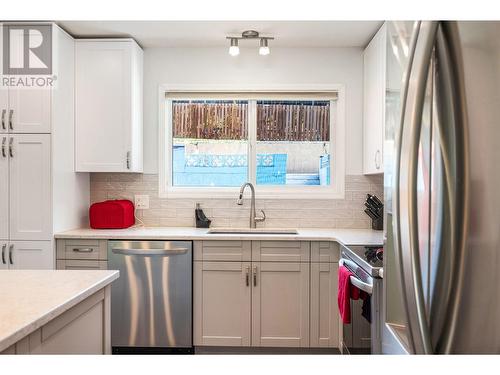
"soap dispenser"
195,203,212,228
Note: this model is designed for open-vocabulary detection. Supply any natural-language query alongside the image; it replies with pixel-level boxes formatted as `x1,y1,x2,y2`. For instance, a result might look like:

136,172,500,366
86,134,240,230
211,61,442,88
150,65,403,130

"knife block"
371,214,383,231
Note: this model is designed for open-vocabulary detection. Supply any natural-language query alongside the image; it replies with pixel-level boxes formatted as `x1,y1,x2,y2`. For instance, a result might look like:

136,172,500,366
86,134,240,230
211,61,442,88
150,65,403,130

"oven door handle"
339,258,373,295
349,275,373,295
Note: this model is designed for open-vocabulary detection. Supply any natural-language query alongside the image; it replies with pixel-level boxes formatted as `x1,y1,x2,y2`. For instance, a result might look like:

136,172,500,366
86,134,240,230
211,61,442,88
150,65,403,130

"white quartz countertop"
0,270,119,352
55,227,384,246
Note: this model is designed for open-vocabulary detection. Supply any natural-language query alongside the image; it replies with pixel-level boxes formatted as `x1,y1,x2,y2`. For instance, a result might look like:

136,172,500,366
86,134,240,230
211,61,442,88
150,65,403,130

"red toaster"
89,200,135,229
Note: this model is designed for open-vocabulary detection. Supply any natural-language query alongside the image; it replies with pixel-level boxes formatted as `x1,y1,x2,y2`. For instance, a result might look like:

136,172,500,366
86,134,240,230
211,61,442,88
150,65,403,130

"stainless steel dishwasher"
108,240,193,354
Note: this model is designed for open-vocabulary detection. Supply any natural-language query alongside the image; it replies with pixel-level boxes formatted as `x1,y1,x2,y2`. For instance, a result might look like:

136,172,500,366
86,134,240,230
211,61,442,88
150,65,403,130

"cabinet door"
9,240,53,269
75,41,134,172
310,262,340,348
194,261,251,346
0,135,8,239
252,262,310,347
252,241,310,262
363,24,386,175
8,89,51,133
194,240,251,262
9,134,52,240
56,259,107,270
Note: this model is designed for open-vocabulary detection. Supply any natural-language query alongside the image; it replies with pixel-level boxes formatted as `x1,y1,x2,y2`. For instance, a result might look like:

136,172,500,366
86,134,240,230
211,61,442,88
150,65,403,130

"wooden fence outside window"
172,101,330,141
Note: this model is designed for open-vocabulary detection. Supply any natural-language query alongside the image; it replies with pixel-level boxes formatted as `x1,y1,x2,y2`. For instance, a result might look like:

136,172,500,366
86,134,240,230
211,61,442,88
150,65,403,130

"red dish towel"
338,265,368,324
338,265,354,324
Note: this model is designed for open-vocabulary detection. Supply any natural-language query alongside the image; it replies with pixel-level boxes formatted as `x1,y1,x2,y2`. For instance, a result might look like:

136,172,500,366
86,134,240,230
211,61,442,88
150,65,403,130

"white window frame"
158,84,345,199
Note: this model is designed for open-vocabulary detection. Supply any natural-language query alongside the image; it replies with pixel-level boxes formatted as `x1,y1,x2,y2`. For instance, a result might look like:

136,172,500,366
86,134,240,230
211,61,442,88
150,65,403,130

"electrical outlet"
134,195,150,209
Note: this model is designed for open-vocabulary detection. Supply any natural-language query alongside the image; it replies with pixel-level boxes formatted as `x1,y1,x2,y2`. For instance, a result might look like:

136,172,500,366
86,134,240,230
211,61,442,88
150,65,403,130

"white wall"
142,46,364,175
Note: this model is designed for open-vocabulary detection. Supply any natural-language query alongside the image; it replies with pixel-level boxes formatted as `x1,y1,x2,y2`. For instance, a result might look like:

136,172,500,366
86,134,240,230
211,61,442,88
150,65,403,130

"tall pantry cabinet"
0,23,89,270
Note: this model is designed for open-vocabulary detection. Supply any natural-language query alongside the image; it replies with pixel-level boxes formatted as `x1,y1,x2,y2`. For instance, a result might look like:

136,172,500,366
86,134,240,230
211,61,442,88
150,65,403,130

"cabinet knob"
126,151,131,169
1,137,6,158
253,265,258,287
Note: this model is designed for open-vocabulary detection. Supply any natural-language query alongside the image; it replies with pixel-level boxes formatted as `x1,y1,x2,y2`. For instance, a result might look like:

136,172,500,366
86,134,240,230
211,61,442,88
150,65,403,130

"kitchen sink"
207,228,298,235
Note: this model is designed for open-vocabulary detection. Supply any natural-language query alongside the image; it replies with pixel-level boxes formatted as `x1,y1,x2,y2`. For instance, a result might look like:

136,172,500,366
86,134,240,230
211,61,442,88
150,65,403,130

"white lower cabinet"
8,241,53,269
310,262,340,348
194,240,337,349
252,262,310,347
193,261,251,346
0,240,53,269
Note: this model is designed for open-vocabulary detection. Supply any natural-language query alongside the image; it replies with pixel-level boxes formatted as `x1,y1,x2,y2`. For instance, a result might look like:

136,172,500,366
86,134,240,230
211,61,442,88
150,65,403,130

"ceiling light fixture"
259,38,270,56
228,38,240,56
226,30,274,56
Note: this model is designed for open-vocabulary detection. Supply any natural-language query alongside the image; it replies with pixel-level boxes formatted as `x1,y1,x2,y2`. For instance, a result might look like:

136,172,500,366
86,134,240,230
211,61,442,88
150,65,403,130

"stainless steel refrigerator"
382,21,500,354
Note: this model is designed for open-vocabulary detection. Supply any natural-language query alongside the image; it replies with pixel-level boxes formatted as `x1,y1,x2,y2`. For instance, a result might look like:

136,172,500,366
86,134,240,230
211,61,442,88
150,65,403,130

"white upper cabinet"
75,39,143,172
9,88,51,133
9,134,52,240
363,23,386,175
0,26,51,134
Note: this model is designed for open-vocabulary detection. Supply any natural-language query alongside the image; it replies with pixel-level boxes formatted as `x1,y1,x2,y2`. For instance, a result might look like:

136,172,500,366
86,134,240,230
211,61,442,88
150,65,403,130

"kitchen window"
159,87,345,199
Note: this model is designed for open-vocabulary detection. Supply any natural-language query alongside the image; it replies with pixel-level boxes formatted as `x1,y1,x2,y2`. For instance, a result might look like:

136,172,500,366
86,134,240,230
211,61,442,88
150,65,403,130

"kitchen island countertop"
0,270,119,352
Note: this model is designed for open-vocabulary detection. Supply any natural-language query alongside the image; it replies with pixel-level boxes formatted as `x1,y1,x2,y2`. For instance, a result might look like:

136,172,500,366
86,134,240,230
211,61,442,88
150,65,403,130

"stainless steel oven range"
340,244,383,354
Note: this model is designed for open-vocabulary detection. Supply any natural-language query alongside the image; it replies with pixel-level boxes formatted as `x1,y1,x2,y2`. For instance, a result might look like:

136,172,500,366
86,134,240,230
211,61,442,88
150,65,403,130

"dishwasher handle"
111,247,189,256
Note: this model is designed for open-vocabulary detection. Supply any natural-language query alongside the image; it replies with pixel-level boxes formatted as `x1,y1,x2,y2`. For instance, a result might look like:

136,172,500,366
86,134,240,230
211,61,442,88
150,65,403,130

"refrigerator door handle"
431,22,470,354
395,20,438,354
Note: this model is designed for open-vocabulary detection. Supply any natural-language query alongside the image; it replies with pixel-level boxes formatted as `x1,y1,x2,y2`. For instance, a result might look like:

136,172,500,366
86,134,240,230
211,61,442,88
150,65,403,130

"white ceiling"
58,21,383,48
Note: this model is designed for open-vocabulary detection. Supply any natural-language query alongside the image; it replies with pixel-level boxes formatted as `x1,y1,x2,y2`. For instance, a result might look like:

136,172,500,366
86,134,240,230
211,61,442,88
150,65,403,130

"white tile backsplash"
90,173,383,229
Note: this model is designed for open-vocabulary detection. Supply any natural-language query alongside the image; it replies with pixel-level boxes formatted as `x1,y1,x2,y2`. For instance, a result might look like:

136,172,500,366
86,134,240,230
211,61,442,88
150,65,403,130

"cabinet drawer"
56,239,107,260
194,241,251,262
311,242,340,263
252,241,310,262
56,259,107,270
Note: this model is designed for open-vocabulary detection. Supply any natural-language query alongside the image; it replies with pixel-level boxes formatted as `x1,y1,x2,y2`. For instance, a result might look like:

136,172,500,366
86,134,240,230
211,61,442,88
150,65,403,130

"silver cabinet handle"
8,110,13,130
9,244,13,265
1,244,6,265
112,247,189,256
253,265,257,287
126,151,131,169
245,265,250,287
8,138,13,158
1,137,6,158
73,247,94,253
375,149,381,169
1,109,5,130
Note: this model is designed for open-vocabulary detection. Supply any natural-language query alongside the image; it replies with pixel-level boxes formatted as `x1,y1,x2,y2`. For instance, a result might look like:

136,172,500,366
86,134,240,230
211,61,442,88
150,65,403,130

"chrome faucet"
237,182,266,228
